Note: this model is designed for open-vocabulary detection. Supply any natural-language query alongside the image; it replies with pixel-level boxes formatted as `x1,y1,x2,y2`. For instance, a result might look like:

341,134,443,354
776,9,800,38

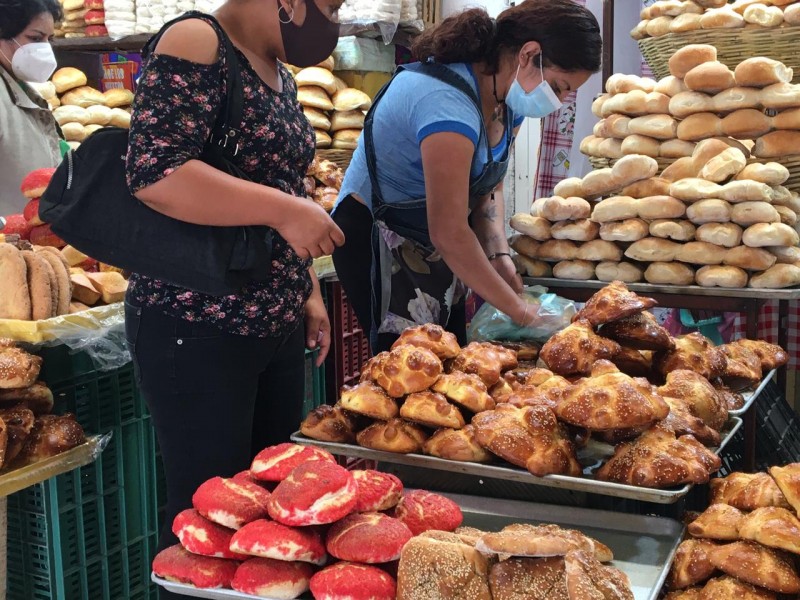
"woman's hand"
279,201,345,259
304,289,331,367
491,254,524,293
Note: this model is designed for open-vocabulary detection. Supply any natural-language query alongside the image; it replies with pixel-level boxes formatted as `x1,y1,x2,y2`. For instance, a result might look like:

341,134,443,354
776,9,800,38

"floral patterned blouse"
125,15,315,338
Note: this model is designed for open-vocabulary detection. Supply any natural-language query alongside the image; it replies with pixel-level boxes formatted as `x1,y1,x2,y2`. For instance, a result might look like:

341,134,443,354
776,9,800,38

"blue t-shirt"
335,63,524,211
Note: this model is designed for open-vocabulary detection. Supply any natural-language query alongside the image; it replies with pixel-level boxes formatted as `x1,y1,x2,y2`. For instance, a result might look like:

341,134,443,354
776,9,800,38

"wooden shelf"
51,34,150,52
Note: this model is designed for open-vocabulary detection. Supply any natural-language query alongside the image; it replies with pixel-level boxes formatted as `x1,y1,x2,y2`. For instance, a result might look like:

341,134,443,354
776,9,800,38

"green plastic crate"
7,350,160,600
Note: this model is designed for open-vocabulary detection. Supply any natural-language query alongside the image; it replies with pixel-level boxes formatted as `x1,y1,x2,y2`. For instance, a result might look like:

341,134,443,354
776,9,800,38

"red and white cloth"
733,301,800,368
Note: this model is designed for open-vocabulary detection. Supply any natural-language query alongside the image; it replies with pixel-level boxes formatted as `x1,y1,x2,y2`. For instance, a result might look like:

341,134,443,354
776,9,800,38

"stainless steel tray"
521,277,800,300
729,369,776,417
291,417,742,505
153,492,685,600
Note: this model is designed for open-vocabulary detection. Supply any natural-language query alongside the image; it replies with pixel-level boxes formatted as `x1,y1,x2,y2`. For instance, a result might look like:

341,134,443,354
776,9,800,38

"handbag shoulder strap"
143,11,244,152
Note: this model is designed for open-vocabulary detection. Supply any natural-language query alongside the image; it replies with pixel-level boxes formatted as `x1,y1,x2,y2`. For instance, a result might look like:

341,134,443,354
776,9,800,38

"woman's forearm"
432,225,523,321
472,190,511,257
134,160,299,227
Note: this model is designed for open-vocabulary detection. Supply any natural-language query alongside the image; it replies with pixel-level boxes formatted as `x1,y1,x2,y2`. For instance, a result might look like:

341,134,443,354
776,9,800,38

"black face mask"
278,0,340,68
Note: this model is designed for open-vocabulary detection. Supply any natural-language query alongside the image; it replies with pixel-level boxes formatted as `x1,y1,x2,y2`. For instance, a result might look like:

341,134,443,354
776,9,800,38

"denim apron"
363,62,514,340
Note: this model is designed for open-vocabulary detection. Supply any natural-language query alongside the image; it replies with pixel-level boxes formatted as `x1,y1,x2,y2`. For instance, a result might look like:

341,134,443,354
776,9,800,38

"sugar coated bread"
394,490,463,536
750,264,800,288
595,261,644,283
755,131,800,158
645,262,696,285
735,57,793,88
153,545,239,589
352,470,403,512
231,558,314,599
625,238,682,262
724,245,777,270
52,67,87,94
267,461,357,526
743,222,800,247
172,509,238,559
229,519,326,564
696,265,748,288
600,219,649,242
685,62,735,94
311,562,396,600
192,477,271,530
250,443,335,482
669,44,718,78
553,260,596,280
326,512,412,563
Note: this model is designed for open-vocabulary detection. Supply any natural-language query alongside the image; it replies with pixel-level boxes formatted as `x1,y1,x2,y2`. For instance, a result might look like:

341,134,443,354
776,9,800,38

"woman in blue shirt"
332,0,602,351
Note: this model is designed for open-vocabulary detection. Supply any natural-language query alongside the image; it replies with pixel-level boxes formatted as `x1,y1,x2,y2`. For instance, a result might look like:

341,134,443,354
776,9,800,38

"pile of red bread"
2,169,64,249
152,442,463,599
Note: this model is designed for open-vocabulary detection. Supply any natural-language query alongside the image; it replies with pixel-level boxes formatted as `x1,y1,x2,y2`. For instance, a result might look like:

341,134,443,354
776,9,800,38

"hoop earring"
278,4,295,24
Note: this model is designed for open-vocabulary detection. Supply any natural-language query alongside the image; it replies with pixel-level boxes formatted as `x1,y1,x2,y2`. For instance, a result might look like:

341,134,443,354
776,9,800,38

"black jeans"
332,195,467,353
124,301,305,577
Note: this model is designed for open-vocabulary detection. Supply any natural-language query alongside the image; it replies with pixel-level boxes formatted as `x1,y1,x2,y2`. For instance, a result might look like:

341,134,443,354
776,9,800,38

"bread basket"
638,25,800,83
317,149,354,171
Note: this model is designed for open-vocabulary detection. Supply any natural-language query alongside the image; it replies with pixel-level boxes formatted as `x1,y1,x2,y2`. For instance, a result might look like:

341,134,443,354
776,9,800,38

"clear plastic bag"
339,0,401,43
468,286,576,343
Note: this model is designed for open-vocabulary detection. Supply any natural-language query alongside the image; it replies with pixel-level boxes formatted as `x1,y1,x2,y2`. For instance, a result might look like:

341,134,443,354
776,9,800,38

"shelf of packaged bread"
0,434,108,498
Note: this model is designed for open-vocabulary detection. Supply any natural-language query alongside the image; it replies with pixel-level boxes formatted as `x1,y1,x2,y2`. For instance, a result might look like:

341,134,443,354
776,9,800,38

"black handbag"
39,12,273,296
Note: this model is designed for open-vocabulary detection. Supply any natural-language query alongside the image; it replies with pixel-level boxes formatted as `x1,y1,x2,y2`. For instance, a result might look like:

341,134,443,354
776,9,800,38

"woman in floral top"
124,0,344,559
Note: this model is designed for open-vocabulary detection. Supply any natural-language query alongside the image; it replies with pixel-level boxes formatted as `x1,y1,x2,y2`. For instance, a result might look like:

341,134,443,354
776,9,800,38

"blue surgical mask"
504,54,562,119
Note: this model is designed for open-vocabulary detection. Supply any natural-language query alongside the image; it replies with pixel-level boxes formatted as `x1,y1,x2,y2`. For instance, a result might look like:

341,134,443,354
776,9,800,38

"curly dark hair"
412,0,602,74
0,0,63,39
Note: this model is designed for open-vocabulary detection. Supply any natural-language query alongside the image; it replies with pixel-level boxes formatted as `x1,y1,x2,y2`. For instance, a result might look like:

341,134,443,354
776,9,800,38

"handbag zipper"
66,151,74,190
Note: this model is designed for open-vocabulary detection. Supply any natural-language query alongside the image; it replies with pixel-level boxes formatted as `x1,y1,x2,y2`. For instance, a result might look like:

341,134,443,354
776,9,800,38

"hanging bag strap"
143,11,244,157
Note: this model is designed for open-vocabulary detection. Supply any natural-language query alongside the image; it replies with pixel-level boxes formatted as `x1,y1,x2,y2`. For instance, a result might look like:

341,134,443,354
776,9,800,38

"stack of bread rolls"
665,462,800,598
584,46,800,162
305,158,343,212
290,57,371,151
47,67,133,150
56,0,88,38
518,142,800,288
633,0,800,40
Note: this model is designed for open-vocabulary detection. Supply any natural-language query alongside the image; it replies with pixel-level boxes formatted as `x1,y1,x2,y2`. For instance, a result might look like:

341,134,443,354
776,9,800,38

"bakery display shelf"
729,369,776,417
522,277,800,300
291,417,742,505
51,34,151,52
153,491,685,600
0,433,108,498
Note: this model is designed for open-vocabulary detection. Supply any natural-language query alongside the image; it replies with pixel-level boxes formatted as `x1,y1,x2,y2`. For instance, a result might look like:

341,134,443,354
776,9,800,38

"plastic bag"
0,304,130,372
339,0,401,43
468,287,576,343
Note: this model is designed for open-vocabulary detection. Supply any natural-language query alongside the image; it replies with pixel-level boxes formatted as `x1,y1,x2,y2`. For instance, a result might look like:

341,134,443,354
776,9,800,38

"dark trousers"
332,195,467,353
125,300,305,596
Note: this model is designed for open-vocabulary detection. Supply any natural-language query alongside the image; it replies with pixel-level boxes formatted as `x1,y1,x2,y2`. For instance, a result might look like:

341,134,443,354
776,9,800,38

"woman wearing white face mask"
331,0,602,352
0,0,62,215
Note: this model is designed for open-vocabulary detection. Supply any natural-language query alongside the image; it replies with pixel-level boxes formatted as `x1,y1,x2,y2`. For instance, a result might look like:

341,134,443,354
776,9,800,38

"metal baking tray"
291,417,742,505
153,492,685,600
728,369,776,417
521,277,800,300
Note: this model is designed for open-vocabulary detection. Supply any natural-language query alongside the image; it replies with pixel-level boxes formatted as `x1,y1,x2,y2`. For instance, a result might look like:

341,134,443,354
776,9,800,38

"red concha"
393,490,463,535
250,443,335,482
326,512,412,564
352,470,403,512
309,562,396,600
231,557,314,599
230,519,327,565
267,461,356,527
23,199,43,226
85,25,109,37
20,168,56,199
192,477,271,530
172,509,238,559
2,214,33,239
29,224,66,248
152,545,239,589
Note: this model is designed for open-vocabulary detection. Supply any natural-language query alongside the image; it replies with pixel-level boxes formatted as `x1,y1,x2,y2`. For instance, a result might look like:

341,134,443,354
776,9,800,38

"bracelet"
487,252,511,261
521,303,530,326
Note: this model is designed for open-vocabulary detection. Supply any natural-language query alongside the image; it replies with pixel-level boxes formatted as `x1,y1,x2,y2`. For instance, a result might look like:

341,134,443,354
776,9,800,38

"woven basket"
638,25,800,83
588,154,800,194
317,149,354,171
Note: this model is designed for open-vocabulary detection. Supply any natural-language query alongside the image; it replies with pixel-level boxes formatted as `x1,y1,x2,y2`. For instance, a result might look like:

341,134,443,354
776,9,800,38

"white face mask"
1,38,57,83
504,54,563,120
